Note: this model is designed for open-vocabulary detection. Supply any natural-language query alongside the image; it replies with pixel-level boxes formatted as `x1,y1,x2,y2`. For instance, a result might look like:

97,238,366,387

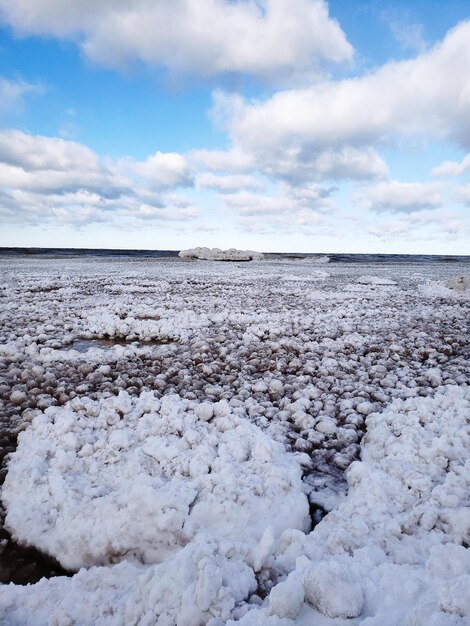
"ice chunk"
446,274,470,292
268,573,304,619
179,247,264,261
303,560,364,618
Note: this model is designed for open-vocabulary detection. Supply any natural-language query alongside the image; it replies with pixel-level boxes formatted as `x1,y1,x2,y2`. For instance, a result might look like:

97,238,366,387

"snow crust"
179,247,264,261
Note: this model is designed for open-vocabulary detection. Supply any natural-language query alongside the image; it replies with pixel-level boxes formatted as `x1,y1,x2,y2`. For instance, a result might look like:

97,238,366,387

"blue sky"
0,0,469,253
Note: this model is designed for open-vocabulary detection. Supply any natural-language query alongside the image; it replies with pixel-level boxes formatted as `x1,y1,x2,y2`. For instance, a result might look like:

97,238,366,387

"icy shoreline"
0,257,469,624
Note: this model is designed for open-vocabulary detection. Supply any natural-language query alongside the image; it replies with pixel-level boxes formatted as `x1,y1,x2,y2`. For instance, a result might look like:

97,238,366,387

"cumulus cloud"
190,139,387,186
218,21,470,155
188,147,255,174
0,130,197,225
355,181,443,213
197,172,263,193
190,22,469,189
236,205,324,236
432,153,470,177
368,209,468,242
258,146,389,184
0,0,353,81
219,183,334,233
132,152,193,189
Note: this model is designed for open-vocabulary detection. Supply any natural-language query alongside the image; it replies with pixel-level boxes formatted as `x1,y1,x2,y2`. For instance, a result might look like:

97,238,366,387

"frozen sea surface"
0,255,469,624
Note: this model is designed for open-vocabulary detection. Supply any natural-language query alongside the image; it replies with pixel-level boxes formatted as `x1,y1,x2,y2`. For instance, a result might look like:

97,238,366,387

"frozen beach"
0,253,469,625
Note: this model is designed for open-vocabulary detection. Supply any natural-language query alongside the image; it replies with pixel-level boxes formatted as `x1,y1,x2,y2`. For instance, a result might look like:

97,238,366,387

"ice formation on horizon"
179,247,264,261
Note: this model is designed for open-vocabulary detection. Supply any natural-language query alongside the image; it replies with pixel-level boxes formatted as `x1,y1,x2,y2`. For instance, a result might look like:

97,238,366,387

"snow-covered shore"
0,256,469,625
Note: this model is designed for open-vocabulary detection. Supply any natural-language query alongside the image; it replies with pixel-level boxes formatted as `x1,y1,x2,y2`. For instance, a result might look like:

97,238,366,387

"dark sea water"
1,247,468,264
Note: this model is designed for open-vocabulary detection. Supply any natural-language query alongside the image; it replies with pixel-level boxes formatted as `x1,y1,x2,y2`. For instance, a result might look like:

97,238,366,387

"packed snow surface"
0,255,469,624
179,247,264,261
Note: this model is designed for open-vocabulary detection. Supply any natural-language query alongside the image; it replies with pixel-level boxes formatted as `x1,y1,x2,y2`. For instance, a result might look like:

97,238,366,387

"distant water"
0,247,468,264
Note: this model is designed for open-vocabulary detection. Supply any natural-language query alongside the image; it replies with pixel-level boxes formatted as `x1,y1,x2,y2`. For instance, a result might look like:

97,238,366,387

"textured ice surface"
0,255,469,624
240,386,470,625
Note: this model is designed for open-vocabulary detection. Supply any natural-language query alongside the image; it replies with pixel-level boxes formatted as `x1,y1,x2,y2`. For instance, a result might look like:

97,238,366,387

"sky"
0,0,469,254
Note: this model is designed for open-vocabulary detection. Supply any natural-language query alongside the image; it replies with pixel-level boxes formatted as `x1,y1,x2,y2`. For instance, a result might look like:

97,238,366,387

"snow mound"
179,247,264,261
446,274,470,292
0,537,257,626
233,385,470,625
356,275,397,285
3,391,309,570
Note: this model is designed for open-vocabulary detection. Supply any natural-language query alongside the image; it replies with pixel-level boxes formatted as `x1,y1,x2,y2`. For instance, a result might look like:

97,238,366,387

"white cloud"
190,131,387,185
368,209,468,242
259,146,388,184
0,77,41,115
432,153,470,177
455,184,470,205
236,205,323,235
382,9,427,54
219,21,470,156
188,147,255,173
0,0,353,81
0,130,197,225
197,172,263,193
132,152,193,189
192,22,470,189
219,184,333,230
355,181,443,213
